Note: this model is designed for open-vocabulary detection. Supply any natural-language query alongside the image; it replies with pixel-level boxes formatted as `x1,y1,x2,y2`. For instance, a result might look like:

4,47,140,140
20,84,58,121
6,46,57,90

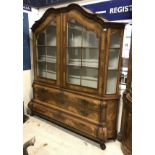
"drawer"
33,102,98,138
34,85,100,122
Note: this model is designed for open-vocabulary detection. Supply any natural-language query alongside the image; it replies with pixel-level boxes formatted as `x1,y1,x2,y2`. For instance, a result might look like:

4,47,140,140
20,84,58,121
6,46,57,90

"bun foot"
100,142,106,150
28,101,34,116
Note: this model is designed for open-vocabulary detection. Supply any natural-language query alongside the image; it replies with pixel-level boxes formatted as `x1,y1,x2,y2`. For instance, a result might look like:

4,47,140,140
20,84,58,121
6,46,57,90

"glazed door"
62,10,105,94
105,29,124,95
34,14,61,86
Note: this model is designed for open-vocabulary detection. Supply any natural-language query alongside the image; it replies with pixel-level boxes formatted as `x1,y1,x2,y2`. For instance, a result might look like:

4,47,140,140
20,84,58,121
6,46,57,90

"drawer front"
34,84,100,122
33,102,98,138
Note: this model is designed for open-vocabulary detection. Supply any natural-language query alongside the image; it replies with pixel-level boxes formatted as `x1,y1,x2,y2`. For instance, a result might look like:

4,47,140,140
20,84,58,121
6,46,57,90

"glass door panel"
68,19,83,47
47,62,56,79
106,70,117,94
67,19,82,85
82,47,99,68
67,47,81,66
37,33,45,45
108,49,120,70
37,46,46,61
81,27,99,88
67,66,81,85
38,62,46,77
106,31,121,94
110,32,121,48
46,21,56,46
36,20,57,80
46,46,56,61
83,29,99,48
81,67,98,88
66,18,99,89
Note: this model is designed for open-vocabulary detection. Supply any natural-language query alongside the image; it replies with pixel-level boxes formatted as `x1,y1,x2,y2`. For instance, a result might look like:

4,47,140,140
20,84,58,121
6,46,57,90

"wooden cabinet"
120,42,132,155
121,92,132,155
28,4,124,149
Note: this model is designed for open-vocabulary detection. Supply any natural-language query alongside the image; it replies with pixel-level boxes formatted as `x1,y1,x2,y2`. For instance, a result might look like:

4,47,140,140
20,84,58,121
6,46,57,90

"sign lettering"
83,0,132,21
109,5,132,14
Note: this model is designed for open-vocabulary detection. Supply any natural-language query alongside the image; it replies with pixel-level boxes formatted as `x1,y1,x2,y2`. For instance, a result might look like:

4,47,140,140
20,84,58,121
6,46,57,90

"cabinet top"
31,3,125,31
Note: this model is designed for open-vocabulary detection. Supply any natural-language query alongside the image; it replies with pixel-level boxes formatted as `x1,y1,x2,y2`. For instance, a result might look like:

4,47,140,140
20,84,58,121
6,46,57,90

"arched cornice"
31,3,125,31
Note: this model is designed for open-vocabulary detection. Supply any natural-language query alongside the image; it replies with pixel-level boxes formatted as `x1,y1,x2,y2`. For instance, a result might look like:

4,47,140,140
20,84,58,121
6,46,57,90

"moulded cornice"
31,3,125,31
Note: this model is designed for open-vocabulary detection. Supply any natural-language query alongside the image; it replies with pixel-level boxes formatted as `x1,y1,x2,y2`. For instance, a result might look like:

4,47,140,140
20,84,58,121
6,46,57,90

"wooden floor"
23,116,124,155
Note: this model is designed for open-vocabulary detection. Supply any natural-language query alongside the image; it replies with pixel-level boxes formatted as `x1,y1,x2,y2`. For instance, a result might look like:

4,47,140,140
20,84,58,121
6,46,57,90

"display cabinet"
28,4,124,149
121,42,132,155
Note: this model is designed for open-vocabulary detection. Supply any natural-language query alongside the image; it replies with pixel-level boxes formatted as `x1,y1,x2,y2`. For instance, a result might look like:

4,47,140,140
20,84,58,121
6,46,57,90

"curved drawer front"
32,101,98,138
34,84,100,122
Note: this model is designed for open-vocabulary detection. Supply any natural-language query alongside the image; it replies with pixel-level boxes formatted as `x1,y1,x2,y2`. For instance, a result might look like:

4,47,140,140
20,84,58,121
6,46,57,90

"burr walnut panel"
32,100,100,138
34,84,100,122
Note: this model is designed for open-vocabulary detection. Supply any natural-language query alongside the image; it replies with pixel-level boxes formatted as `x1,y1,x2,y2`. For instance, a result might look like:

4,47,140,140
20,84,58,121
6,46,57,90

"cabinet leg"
28,108,34,116
28,101,34,116
100,142,106,150
117,132,122,142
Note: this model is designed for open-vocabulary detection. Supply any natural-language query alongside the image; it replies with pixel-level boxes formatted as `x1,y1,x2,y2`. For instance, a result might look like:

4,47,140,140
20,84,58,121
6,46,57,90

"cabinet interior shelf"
38,59,56,63
68,25,83,31
68,59,98,63
68,59,98,62
68,75,97,81
42,70,56,74
68,64,98,68
38,56,56,62
109,47,120,49
67,46,99,49
37,45,57,47
108,67,118,70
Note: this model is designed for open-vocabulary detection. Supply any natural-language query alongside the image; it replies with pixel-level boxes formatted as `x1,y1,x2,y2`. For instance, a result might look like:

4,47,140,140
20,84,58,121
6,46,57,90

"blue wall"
23,0,132,21
23,0,77,7
23,12,31,70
